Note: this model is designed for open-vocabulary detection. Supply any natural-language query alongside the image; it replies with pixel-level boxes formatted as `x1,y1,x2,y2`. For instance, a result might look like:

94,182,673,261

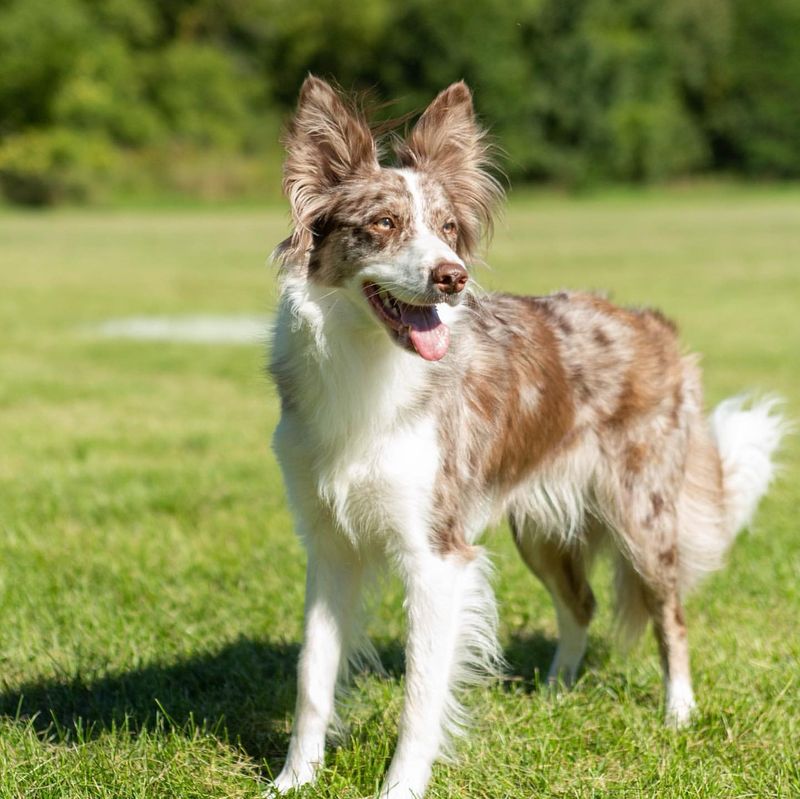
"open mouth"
362,282,450,361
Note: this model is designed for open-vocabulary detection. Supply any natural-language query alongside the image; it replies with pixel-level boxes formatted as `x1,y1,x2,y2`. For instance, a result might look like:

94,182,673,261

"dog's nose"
431,262,468,294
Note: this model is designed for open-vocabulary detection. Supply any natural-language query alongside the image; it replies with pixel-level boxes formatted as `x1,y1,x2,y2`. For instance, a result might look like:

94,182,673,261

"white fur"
270,266,500,799
272,280,442,544
273,543,364,791
711,395,786,534
665,676,696,729
507,435,600,540
546,591,589,687
380,551,500,799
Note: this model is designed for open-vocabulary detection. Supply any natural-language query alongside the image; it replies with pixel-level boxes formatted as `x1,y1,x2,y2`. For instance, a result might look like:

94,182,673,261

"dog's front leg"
379,552,494,799
272,536,363,793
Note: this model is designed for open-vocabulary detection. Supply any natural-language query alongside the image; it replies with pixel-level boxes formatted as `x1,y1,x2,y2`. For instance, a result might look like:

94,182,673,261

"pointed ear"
279,76,379,266
397,82,503,261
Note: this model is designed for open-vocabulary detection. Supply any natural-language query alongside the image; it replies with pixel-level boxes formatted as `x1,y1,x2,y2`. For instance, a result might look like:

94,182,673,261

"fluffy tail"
710,395,786,536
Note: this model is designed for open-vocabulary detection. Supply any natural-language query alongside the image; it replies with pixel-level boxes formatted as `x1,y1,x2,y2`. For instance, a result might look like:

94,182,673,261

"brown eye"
442,220,457,235
374,217,395,230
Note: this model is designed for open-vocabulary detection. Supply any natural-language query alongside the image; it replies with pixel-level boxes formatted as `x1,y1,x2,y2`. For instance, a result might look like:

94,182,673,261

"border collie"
268,76,784,799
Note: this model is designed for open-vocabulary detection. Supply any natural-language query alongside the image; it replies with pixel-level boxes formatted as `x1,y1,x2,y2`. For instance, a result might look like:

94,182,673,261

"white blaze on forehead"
397,168,428,229
396,168,463,267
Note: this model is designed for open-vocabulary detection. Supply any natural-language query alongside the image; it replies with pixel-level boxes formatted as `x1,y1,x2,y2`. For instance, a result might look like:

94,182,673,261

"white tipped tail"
710,395,786,535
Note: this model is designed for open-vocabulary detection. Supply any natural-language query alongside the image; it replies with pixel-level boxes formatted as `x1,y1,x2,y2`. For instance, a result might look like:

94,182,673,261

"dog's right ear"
279,76,378,267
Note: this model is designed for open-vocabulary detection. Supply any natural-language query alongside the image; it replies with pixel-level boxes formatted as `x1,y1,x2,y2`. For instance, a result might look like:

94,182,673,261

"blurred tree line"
0,0,799,204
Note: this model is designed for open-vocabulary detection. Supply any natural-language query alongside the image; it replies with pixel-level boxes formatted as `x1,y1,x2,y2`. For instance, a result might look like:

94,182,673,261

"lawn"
0,186,798,798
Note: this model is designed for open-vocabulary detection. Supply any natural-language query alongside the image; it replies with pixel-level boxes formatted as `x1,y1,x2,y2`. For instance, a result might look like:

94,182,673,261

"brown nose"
431,261,468,294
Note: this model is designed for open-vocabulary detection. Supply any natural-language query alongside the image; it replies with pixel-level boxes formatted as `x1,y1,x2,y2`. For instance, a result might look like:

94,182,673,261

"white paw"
376,783,422,799
266,765,316,795
546,663,578,690
546,652,581,690
546,635,586,690
378,766,430,799
665,678,696,729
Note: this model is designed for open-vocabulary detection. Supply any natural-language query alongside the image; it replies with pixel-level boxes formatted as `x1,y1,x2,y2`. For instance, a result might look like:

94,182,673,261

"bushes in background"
709,0,800,177
0,0,799,204
0,128,119,205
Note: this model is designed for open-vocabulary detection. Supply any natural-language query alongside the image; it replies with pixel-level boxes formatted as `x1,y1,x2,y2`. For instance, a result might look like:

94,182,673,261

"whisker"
468,277,488,295
314,287,341,303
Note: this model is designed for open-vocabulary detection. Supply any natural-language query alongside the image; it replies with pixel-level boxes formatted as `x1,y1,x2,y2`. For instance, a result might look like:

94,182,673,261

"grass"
0,185,799,798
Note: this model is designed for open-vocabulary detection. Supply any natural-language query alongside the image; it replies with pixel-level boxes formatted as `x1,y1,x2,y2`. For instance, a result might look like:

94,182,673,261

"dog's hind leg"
602,468,696,727
613,539,695,727
644,579,694,727
511,519,597,687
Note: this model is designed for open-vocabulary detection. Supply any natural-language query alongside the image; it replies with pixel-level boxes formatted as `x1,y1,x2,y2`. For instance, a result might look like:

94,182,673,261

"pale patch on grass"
88,315,271,344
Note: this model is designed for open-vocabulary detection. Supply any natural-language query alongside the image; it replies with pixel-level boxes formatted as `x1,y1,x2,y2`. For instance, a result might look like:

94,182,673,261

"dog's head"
276,76,502,361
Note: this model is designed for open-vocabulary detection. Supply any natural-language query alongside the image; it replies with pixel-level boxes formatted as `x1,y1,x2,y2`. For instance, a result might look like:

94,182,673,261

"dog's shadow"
0,637,303,772
0,630,603,771
0,636,404,773
502,630,557,690
502,629,611,692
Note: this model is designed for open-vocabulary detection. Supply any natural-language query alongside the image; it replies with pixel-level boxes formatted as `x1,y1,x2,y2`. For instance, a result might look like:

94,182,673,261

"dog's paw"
545,662,580,698
264,766,315,796
546,668,578,693
375,786,418,799
665,702,695,729
664,679,696,729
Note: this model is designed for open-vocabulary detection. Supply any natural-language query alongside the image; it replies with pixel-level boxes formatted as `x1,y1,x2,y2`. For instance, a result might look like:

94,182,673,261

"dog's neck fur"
271,275,447,455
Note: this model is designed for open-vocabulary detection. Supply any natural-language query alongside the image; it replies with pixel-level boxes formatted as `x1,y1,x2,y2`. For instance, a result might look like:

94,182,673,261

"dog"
267,76,784,799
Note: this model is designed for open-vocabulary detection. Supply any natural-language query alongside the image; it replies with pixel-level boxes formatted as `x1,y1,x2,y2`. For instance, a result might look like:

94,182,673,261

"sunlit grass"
0,186,798,797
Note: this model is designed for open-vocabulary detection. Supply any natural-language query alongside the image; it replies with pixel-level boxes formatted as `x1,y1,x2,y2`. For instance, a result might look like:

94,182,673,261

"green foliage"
0,0,799,204
711,0,800,176
0,128,119,205
146,43,258,150
246,0,392,107
53,38,163,147
83,0,161,46
368,0,714,183
0,0,94,131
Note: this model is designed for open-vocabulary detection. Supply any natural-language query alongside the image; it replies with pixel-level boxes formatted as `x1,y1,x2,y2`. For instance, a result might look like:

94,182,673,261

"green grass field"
1,187,799,798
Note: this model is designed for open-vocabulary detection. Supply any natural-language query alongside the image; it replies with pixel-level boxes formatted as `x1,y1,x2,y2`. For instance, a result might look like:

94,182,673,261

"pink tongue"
400,304,450,361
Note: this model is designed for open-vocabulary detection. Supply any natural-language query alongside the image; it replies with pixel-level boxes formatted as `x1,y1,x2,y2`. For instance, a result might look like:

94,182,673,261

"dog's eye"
374,217,395,230
442,221,457,235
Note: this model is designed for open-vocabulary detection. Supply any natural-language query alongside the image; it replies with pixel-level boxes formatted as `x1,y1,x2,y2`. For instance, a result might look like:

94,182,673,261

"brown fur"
396,82,503,261
306,171,419,286
511,520,598,628
277,77,380,270
462,295,576,488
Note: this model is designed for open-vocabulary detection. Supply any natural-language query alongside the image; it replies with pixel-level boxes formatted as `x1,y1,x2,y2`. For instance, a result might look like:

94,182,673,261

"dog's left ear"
397,82,503,261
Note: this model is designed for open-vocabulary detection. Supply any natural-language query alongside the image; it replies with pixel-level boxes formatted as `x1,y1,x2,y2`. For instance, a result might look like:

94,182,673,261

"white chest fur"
271,281,442,550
